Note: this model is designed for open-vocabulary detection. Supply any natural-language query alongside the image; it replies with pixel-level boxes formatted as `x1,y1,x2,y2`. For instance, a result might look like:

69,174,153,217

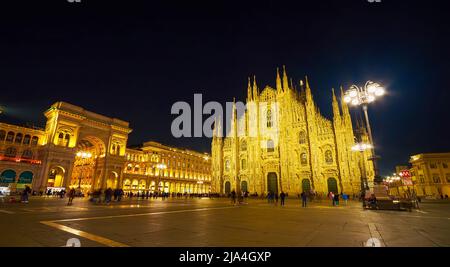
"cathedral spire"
305,76,313,103
252,75,258,102
247,77,252,102
332,88,341,122
340,85,352,126
282,65,289,92
276,67,282,93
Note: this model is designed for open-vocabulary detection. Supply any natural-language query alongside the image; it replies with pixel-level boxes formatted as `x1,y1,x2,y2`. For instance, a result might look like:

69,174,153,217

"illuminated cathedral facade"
211,67,374,196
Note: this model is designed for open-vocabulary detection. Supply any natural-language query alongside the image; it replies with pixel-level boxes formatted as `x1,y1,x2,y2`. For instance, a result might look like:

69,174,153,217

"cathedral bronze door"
241,181,248,193
267,172,278,194
224,181,231,194
327,178,338,194
302,179,311,193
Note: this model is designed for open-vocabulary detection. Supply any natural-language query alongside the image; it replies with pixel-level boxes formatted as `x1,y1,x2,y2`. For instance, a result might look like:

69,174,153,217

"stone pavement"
0,196,449,247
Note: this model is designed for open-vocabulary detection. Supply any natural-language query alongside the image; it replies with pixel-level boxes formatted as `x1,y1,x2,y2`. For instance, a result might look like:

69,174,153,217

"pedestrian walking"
328,192,335,206
21,186,31,203
280,191,286,206
67,188,76,205
334,193,340,206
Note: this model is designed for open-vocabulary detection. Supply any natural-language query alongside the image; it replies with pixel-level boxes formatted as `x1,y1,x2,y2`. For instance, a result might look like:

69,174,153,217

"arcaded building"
0,102,211,194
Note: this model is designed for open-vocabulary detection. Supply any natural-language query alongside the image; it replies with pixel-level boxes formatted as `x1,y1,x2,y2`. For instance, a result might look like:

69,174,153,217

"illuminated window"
5,147,17,157
64,134,70,147
31,136,38,146
6,131,14,143
15,133,23,144
267,140,274,152
419,175,425,184
23,135,31,145
433,175,441,183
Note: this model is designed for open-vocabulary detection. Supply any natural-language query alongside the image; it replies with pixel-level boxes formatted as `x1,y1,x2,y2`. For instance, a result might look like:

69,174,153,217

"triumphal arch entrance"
37,102,132,194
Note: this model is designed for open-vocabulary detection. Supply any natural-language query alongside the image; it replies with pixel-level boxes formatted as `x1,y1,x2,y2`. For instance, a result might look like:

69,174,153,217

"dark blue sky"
1,0,449,175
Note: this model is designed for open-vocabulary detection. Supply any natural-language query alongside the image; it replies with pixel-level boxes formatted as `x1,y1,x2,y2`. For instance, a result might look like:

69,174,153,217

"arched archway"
123,179,131,192
0,169,16,184
106,171,119,189
224,181,231,194
70,136,106,193
47,166,65,188
267,172,278,194
327,178,338,194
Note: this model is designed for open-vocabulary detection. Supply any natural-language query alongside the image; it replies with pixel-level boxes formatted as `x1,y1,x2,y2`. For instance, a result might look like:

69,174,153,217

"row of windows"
418,174,450,184
2,147,34,159
227,150,333,171
0,130,39,146
429,162,449,169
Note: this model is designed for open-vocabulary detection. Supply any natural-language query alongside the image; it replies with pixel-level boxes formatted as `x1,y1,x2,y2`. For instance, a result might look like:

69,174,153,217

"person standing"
334,193,340,206
301,192,307,207
231,190,236,205
280,191,286,206
329,192,335,206
67,188,76,205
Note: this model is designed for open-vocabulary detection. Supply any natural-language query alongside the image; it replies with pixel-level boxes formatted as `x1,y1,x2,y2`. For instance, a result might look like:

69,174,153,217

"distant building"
0,102,211,194
409,153,450,197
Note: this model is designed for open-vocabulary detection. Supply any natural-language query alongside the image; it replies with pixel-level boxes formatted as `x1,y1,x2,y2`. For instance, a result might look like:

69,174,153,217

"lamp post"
351,142,373,197
75,151,92,190
343,81,385,184
156,163,167,195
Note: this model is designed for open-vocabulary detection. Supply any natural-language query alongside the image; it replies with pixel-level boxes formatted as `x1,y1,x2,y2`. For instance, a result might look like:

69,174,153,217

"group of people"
327,192,350,206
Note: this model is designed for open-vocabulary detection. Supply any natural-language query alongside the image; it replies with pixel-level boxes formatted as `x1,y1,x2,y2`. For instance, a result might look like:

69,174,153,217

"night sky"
1,0,449,175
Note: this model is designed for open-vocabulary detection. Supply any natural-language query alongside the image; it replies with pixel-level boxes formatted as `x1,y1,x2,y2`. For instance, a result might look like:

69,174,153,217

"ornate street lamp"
344,81,385,184
351,142,373,197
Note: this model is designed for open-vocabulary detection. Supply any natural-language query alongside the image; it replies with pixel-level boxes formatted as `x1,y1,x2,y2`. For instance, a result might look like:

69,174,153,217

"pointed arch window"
299,130,307,144
300,152,308,165
325,150,333,164
267,139,275,152
266,108,273,128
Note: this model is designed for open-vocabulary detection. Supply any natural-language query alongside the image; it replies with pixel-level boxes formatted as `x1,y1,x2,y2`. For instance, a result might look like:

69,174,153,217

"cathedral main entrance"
302,179,311,193
327,177,338,194
267,172,278,194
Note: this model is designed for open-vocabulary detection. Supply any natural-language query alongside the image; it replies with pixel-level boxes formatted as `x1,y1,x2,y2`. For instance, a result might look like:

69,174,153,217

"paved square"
0,197,449,247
